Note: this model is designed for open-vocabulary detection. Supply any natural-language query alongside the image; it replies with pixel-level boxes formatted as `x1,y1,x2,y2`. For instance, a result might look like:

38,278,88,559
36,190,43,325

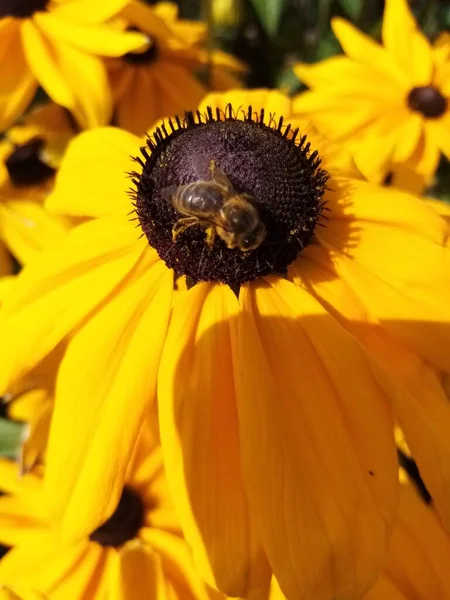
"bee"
162,159,266,252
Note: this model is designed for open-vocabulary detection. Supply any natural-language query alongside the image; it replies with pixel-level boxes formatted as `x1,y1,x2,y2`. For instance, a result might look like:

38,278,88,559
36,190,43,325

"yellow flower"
0,103,77,272
0,0,148,131
1,89,450,599
108,1,245,135
2,342,64,474
293,0,450,193
0,427,222,600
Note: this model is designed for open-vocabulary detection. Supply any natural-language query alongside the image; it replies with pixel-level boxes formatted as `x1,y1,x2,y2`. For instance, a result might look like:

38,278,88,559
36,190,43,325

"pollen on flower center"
133,106,328,286
0,0,48,18
124,29,157,65
5,137,56,187
407,86,447,119
89,486,145,547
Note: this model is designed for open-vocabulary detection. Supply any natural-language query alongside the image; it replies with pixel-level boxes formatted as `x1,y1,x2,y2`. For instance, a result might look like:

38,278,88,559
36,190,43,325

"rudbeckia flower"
0,103,75,270
1,89,450,599
0,0,148,131
108,1,245,135
293,0,450,192
0,427,222,600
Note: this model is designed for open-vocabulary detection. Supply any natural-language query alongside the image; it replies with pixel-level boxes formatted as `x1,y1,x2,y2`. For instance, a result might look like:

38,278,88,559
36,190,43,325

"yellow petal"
115,68,161,136
46,127,140,217
230,277,398,600
198,89,291,119
48,40,112,129
382,485,450,598
0,216,146,391
0,496,46,547
382,0,433,85
291,245,450,530
0,537,89,594
111,541,167,600
140,529,217,600
320,182,450,372
46,255,172,541
331,17,409,87
426,116,450,162
33,12,148,57
0,587,48,600
0,201,68,266
20,21,74,109
392,114,423,164
152,61,205,118
294,57,400,100
21,399,53,475
52,0,129,24
158,282,270,597
120,0,174,39
0,21,37,132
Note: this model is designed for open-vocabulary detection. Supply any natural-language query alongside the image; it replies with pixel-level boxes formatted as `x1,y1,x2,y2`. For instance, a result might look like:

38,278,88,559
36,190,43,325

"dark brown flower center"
407,86,447,119
133,106,328,286
89,487,145,548
124,29,157,65
5,137,55,187
0,0,48,17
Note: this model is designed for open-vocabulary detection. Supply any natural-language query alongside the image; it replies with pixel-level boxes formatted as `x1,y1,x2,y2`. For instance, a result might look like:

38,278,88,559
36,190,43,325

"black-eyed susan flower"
108,1,245,135
0,103,74,270
0,0,148,131
293,0,450,193
0,427,222,600
1,89,450,599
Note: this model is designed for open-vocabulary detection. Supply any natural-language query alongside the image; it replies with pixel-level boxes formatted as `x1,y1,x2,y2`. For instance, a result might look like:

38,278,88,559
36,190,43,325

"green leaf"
337,0,362,20
0,418,25,459
250,0,287,37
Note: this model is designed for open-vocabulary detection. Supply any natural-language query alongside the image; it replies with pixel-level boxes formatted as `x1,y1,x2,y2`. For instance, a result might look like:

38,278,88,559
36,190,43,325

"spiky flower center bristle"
5,137,55,187
407,86,447,119
132,105,328,286
0,0,48,17
89,487,145,548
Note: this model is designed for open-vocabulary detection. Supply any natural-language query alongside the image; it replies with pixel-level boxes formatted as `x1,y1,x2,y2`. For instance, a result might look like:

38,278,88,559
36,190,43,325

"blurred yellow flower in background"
1,89,450,599
0,103,74,273
0,0,148,130
0,425,223,600
108,1,245,135
293,0,450,193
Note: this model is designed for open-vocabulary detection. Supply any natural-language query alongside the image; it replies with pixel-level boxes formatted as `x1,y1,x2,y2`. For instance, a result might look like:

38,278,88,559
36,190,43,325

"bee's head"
222,197,259,234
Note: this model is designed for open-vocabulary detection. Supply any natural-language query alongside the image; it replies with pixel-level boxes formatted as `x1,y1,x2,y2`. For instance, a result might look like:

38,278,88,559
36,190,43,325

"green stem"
202,0,214,89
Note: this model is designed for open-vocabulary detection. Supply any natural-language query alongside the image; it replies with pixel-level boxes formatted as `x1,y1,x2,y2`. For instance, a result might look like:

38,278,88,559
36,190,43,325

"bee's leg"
172,217,199,241
208,159,216,175
205,226,216,248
